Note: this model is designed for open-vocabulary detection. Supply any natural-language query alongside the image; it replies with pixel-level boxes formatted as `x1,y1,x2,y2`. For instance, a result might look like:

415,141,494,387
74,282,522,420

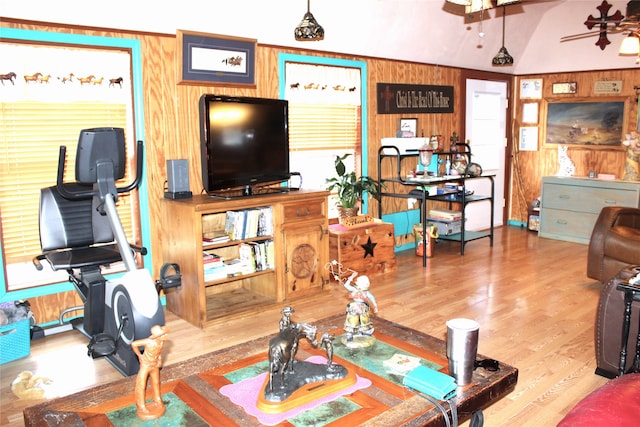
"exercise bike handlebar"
55,140,144,200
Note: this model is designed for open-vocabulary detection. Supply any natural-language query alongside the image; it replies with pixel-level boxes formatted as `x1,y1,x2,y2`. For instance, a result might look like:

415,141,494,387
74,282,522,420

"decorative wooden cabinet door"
283,222,328,298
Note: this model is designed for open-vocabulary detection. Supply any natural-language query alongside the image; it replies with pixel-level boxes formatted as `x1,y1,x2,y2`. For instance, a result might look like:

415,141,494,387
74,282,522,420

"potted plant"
325,153,383,218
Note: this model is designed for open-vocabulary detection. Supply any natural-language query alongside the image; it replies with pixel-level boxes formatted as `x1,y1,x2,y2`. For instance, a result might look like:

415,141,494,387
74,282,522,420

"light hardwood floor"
0,225,610,426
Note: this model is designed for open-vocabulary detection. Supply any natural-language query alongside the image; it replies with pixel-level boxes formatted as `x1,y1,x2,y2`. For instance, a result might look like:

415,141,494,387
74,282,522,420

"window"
279,55,368,218
0,29,148,294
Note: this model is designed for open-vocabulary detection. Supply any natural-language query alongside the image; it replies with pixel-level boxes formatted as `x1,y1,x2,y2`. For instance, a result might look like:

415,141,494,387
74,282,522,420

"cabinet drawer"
539,208,597,243
282,199,326,223
542,183,638,214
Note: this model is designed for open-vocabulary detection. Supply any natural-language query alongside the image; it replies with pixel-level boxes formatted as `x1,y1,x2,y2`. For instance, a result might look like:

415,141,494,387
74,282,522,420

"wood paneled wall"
511,71,639,224
3,19,638,323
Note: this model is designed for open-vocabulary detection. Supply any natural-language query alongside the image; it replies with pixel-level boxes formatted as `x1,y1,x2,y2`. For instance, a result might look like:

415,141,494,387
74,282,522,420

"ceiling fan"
445,0,555,14
560,0,640,51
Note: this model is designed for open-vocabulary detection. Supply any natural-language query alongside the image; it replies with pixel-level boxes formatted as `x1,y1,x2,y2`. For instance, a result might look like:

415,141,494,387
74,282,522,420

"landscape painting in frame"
544,97,627,150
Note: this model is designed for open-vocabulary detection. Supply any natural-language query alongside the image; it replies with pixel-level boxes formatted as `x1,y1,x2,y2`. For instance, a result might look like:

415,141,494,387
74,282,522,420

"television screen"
199,95,290,194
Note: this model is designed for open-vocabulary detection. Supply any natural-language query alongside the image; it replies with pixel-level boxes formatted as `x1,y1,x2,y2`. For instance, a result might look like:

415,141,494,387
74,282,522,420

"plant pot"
337,206,359,218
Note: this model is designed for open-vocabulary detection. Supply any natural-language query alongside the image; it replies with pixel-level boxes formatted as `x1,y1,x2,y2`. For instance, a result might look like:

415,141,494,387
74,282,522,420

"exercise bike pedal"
156,263,182,291
87,332,116,358
87,314,126,359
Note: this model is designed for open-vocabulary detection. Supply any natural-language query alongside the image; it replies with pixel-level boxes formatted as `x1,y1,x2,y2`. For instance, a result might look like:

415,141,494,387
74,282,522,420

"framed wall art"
521,102,539,124
398,118,418,137
177,30,256,86
519,126,539,151
551,82,577,95
519,78,542,99
542,97,628,150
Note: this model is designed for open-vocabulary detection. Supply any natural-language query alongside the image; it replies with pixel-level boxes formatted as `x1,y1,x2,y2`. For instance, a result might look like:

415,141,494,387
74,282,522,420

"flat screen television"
199,94,290,196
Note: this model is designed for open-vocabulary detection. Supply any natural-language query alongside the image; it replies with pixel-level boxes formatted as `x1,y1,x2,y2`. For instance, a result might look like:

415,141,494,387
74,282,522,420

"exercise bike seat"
33,185,122,272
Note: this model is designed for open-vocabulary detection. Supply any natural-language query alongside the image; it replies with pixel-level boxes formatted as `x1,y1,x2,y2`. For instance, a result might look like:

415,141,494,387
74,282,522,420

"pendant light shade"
466,0,493,13
619,32,640,55
445,0,521,12
492,7,514,66
294,0,324,41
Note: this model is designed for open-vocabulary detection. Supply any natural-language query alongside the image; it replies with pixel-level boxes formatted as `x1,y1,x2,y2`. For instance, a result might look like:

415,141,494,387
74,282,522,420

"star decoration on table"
361,237,377,258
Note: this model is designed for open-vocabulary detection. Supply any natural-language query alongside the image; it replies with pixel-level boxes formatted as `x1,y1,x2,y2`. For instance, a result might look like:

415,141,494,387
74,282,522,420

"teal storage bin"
0,318,31,364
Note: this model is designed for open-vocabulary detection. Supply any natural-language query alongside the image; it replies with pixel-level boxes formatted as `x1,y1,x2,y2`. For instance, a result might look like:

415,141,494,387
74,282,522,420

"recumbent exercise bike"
33,127,181,376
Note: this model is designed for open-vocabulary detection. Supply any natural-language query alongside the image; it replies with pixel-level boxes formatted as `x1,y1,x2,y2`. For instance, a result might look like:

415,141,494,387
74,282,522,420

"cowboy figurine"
279,306,295,331
131,325,169,420
343,272,379,341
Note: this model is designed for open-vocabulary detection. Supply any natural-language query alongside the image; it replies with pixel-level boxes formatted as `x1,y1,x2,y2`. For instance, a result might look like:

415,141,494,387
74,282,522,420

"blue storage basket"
0,318,31,364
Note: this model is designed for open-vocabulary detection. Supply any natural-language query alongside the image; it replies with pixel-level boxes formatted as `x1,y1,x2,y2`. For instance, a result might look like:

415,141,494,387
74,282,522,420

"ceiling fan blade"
561,26,629,42
560,32,602,42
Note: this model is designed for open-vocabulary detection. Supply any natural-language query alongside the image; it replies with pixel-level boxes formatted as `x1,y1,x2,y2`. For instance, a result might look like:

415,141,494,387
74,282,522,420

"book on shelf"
203,251,223,269
224,258,254,276
224,207,273,240
203,230,230,245
238,240,274,272
203,265,227,281
427,208,462,220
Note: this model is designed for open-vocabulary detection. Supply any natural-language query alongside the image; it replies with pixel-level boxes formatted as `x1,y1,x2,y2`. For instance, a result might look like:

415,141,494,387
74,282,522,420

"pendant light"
492,6,514,66
294,0,324,41
619,31,640,55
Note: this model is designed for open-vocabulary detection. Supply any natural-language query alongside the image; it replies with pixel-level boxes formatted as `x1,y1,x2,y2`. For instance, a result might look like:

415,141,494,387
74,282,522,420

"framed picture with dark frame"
398,118,418,137
542,97,628,150
177,30,256,87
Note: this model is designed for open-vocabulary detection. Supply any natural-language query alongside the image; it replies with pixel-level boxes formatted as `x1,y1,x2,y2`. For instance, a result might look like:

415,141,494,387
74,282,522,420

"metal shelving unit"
377,145,495,266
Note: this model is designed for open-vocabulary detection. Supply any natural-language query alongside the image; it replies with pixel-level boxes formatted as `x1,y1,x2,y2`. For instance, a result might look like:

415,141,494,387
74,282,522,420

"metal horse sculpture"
268,322,318,391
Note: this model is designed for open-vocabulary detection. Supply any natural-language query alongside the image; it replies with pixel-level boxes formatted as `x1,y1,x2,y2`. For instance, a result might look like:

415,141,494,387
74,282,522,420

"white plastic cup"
446,318,479,386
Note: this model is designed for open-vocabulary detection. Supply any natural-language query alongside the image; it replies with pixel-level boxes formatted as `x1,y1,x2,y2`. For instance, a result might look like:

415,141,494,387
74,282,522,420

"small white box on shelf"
381,137,430,154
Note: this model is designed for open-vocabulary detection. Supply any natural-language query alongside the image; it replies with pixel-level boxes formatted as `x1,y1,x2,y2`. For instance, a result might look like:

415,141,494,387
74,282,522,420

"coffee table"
24,315,518,426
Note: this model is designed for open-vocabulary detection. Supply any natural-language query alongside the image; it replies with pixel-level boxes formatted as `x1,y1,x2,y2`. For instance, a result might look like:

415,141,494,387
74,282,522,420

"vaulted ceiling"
1,0,637,74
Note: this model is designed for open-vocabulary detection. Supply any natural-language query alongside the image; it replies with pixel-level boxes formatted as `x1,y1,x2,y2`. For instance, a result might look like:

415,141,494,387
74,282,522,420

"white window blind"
0,41,138,289
0,102,133,264
284,62,362,214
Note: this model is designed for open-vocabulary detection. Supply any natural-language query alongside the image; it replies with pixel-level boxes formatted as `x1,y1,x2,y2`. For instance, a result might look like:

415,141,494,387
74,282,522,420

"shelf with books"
202,240,276,286
162,189,330,328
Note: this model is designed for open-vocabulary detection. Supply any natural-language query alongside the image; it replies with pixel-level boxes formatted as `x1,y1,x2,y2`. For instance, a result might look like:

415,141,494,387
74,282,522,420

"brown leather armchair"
587,206,640,283
589,209,640,377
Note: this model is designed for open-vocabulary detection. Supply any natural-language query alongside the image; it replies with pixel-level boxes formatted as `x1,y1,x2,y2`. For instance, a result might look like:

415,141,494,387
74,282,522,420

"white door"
464,79,507,230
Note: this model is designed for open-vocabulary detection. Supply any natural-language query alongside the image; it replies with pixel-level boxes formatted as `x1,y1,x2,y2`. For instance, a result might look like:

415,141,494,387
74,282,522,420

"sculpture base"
342,334,377,348
258,360,356,414
136,401,166,420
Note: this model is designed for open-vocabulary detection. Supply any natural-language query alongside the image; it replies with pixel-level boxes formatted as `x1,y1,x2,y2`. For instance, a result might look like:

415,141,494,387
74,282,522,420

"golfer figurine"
132,325,169,420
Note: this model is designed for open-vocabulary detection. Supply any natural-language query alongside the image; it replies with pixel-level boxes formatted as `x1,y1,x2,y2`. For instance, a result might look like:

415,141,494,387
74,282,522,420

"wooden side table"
616,280,640,376
328,220,396,277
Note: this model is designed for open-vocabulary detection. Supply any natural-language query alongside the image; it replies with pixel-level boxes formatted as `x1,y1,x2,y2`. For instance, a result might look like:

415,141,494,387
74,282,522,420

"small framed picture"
521,102,539,124
519,126,539,151
398,118,418,138
552,82,577,95
520,78,543,99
